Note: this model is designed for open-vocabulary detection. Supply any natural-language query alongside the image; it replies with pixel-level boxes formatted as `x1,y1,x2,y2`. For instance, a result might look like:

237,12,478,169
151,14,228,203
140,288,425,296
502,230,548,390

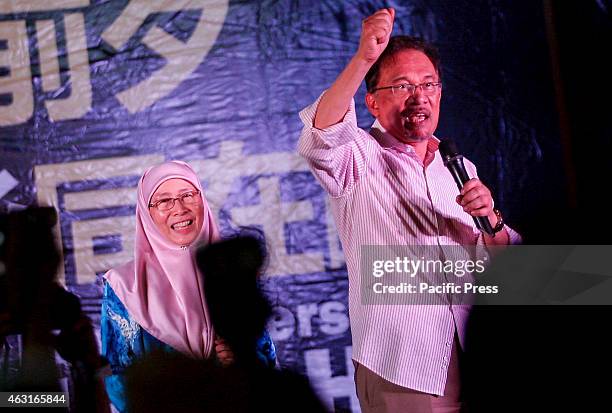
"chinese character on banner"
0,0,228,125
0,0,91,125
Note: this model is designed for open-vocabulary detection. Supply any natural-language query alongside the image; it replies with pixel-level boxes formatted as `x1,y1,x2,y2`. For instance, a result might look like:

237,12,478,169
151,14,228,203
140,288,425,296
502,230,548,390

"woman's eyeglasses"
148,190,200,211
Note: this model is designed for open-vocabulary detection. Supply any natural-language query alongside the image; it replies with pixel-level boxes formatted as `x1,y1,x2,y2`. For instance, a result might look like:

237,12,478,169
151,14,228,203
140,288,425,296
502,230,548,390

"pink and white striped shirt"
298,95,520,396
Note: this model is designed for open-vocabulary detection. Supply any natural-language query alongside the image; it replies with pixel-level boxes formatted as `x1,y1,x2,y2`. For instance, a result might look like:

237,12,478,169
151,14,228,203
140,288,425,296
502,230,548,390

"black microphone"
439,139,494,236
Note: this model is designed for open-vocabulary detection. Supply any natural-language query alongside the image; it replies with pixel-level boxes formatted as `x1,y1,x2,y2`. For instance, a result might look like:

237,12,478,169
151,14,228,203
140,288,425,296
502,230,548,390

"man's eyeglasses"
148,190,200,211
372,82,442,97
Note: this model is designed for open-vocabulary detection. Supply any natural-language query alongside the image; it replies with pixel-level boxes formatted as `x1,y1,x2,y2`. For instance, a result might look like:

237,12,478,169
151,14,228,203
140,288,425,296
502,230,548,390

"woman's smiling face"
148,178,204,246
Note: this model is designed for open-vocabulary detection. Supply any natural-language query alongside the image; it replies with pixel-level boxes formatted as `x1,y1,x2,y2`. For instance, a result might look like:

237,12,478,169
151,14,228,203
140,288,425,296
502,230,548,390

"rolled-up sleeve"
297,93,377,198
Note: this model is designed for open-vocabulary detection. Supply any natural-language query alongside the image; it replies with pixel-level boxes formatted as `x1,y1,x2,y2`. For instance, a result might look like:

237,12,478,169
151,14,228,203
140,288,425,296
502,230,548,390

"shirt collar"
370,119,440,164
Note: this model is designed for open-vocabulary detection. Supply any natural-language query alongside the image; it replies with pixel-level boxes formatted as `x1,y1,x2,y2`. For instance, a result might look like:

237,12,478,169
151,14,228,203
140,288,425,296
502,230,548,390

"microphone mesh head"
439,138,460,158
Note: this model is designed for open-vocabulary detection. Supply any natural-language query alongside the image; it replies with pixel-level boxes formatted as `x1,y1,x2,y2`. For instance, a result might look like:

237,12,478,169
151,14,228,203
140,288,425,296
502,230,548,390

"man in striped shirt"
298,7,520,413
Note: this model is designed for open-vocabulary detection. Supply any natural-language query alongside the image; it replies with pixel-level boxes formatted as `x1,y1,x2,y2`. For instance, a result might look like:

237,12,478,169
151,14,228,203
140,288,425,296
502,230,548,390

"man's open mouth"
403,111,429,125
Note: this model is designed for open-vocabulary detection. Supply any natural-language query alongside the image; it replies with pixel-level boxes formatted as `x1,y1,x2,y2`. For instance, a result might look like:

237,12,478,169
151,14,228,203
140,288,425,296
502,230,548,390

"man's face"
366,49,441,144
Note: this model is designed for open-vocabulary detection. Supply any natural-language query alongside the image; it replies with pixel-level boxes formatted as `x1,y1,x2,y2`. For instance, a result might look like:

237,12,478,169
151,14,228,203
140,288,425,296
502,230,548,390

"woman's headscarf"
104,161,219,358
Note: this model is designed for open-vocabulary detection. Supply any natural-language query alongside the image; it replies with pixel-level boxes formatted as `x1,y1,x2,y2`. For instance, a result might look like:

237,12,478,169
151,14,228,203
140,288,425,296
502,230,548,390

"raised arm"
314,8,395,129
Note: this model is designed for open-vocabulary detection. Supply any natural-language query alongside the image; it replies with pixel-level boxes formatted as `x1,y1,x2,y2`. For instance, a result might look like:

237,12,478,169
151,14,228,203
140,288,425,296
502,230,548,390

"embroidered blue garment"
101,282,277,412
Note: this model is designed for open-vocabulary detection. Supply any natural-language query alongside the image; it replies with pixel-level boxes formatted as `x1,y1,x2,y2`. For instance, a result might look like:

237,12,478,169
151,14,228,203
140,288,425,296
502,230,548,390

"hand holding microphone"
439,139,498,236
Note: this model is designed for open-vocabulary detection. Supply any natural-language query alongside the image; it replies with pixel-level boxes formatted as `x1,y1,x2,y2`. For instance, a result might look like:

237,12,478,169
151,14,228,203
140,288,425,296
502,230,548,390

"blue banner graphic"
1,1,561,411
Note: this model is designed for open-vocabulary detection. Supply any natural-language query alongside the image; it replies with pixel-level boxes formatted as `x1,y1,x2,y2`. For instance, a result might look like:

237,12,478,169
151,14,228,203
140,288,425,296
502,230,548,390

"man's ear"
365,92,379,118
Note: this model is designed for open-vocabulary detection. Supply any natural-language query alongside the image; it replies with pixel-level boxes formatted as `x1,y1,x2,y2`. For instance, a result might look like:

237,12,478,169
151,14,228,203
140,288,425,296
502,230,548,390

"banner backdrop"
1,1,561,411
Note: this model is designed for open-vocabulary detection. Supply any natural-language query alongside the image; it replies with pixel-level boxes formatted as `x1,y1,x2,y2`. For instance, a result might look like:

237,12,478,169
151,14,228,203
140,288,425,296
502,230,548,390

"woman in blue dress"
100,161,276,412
